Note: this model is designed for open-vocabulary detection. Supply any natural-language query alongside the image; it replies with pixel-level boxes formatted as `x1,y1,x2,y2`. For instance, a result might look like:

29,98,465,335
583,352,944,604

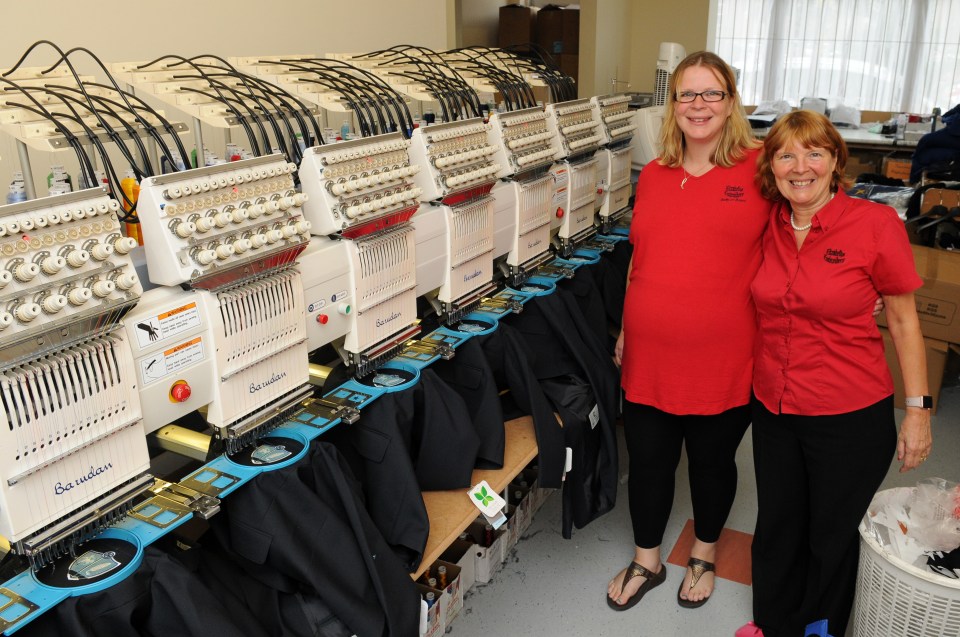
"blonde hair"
756,110,852,201
659,51,758,168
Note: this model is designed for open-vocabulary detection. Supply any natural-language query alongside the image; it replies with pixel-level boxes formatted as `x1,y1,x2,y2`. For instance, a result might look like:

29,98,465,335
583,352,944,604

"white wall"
579,0,633,98
0,0,453,194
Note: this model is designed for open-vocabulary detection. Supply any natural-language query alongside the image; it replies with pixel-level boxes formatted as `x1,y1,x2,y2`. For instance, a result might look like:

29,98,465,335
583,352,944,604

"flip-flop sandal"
677,557,716,608
606,561,667,611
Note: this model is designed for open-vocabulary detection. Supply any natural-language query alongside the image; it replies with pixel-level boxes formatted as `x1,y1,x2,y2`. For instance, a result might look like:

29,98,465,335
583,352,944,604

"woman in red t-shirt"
746,110,932,637
607,52,771,611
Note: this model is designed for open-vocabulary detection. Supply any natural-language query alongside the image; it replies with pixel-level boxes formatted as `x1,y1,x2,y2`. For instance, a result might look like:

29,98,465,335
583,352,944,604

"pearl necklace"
790,212,812,232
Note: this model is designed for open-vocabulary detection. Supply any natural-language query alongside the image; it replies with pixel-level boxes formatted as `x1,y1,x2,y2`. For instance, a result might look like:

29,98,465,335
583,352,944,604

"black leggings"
623,400,751,548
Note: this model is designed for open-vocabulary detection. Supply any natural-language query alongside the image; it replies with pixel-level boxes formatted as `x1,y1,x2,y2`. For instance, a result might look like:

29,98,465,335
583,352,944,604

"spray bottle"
120,170,142,245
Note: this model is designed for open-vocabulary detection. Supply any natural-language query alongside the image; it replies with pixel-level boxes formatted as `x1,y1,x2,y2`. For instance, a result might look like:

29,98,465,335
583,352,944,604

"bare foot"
679,539,716,604
607,546,661,606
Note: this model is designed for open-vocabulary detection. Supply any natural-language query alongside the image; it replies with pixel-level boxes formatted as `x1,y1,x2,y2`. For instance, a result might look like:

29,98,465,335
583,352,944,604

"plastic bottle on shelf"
47,165,72,193
6,183,27,204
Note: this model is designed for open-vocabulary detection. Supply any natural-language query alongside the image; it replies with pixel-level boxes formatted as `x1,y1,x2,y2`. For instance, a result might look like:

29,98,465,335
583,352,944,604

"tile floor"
451,384,960,637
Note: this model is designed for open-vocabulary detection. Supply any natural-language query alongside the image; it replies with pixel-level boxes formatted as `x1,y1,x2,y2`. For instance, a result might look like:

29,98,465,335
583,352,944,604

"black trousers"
751,396,897,637
623,400,751,548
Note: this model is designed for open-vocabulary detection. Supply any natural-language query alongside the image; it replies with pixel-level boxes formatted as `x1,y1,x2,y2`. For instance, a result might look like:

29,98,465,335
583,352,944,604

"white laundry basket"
851,489,960,637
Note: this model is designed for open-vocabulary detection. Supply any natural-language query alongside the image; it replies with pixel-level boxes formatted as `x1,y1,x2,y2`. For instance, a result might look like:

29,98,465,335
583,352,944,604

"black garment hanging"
171,538,355,637
540,375,612,538
593,242,631,332
474,321,567,488
504,287,620,538
326,366,480,571
18,545,270,637
325,400,430,572
430,336,506,469
557,263,614,357
207,442,420,637
406,369,482,490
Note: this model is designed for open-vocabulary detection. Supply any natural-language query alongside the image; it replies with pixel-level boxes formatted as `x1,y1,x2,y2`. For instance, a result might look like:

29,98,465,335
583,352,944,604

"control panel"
298,238,353,353
123,286,216,435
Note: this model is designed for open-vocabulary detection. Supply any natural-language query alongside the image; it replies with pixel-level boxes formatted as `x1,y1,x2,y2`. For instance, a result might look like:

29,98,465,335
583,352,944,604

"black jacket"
207,442,420,637
504,286,620,538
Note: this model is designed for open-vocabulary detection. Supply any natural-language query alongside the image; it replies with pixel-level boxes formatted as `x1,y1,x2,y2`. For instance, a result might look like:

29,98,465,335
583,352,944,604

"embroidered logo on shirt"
824,248,846,264
721,185,745,202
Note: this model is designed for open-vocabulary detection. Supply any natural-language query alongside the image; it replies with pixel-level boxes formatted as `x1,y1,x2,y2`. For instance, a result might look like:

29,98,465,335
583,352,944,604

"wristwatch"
905,395,933,409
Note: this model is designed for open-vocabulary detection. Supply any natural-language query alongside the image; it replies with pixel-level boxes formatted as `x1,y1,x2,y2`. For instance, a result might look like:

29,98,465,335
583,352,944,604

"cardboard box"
877,245,960,344
845,154,878,180
468,520,507,583
440,538,476,593
435,560,463,626
882,156,912,181
535,5,580,54
498,5,537,48
879,327,949,412
416,583,444,637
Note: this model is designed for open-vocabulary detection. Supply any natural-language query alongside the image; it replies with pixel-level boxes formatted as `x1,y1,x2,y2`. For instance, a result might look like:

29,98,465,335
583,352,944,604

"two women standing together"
608,51,933,637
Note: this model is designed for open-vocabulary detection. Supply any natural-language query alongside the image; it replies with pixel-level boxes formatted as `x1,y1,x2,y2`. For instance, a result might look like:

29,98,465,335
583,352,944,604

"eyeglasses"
676,90,728,103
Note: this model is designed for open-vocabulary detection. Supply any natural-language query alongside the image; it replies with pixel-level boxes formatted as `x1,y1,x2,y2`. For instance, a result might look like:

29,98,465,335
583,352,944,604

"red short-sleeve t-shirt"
751,190,922,415
621,149,771,414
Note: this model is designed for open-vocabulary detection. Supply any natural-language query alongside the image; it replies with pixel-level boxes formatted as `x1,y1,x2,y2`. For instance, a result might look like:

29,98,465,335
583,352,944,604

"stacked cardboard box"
876,244,960,411
497,4,579,82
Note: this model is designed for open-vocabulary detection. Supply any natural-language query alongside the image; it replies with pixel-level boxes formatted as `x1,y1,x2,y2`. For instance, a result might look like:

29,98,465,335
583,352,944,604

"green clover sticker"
474,486,494,507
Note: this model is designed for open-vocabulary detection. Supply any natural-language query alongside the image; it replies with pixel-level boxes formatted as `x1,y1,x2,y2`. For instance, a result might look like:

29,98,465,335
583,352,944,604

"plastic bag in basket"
909,478,960,552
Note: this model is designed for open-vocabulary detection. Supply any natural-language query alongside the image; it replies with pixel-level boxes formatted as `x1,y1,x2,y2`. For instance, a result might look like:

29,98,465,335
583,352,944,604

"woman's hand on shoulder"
898,408,933,473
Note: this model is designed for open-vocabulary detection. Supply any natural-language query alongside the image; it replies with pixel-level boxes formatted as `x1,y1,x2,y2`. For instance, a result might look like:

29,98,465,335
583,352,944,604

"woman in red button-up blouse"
748,110,933,637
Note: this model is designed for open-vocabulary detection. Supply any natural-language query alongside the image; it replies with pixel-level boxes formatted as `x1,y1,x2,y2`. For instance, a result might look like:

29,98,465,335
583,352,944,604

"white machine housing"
0,188,142,356
592,94,637,222
135,155,311,287
631,105,666,169
549,157,599,248
407,119,501,202
0,331,149,543
0,189,149,544
298,132,423,236
654,42,686,106
197,267,309,431
544,99,603,250
544,99,604,160
299,237,354,353
490,175,555,268
123,286,216,435
487,107,560,178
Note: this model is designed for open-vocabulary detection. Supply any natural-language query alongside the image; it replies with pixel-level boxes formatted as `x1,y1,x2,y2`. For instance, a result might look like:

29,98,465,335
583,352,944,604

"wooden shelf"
413,416,538,579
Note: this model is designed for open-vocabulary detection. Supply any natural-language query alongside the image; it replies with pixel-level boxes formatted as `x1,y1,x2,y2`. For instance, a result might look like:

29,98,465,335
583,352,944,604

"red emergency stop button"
170,380,192,403
556,207,564,218
316,313,329,325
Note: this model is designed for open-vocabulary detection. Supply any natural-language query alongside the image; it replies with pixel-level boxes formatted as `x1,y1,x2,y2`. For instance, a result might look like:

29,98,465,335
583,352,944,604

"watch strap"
904,395,933,409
